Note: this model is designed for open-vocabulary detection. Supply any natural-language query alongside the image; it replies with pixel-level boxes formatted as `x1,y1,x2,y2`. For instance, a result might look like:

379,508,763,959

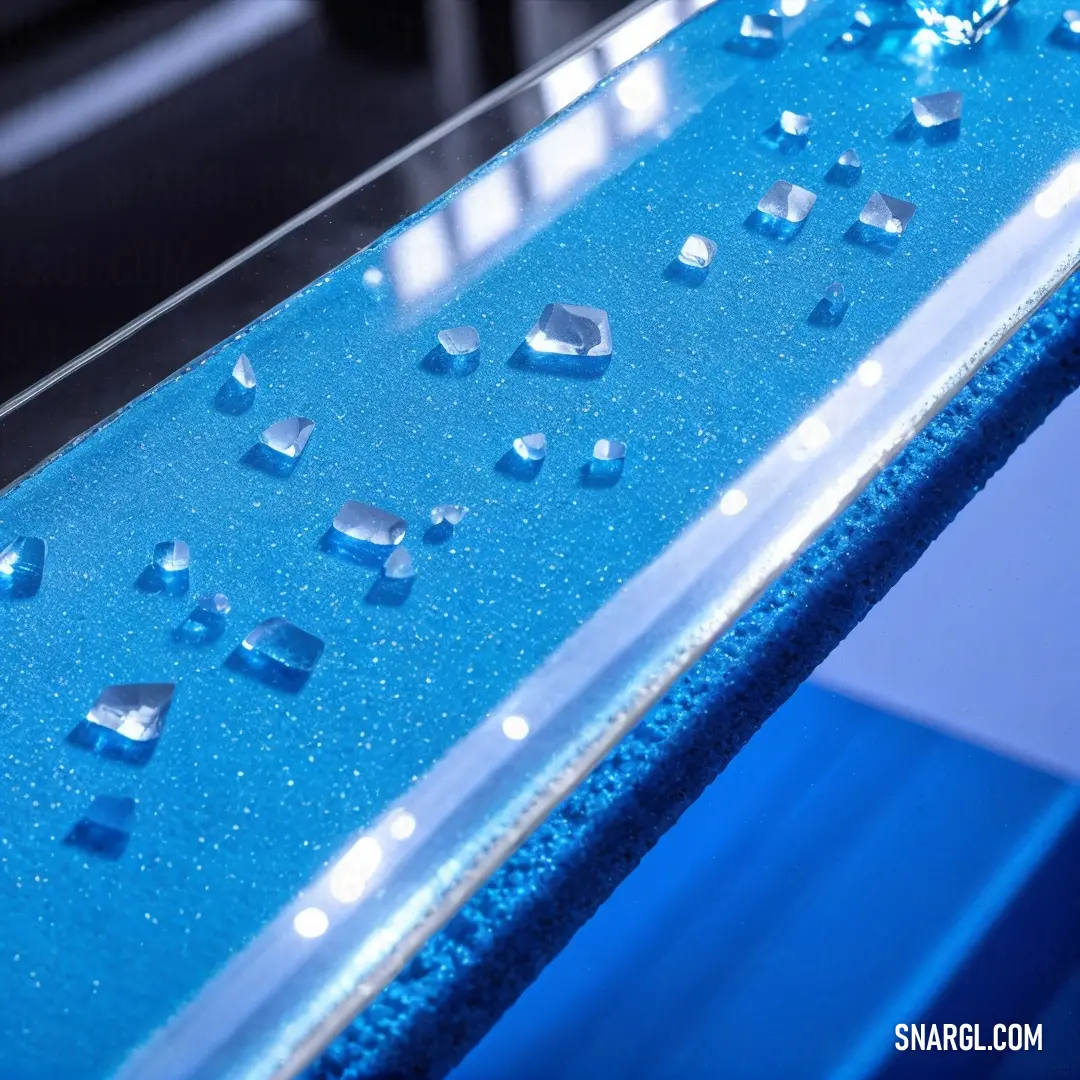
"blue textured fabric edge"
307,274,1080,1080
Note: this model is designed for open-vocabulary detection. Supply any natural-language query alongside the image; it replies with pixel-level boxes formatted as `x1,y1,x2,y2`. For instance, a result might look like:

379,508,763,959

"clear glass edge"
7,3,1076,1079
113,71,1080,1080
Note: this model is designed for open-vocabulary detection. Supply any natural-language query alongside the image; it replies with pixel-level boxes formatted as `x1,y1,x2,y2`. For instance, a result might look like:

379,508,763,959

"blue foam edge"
307,275,1080,1080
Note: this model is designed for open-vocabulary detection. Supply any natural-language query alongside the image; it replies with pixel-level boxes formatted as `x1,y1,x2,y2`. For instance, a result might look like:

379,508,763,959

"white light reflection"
780,0,807,15
857,360,884,387
388,214,454,303
719,489,748,516
525,104,609,204
453,166,522,259
330,836,383,904
541,52,601,114
293,906,329,939
614,58,667,136
361,267,384,288
1034,162,1080,219
602,1,680,67
501,715,530,741
797,416,831,453
389,810,417,841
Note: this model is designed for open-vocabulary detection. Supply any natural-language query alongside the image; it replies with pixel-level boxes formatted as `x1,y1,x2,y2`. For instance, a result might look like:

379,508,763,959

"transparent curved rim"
4,3,1078,1080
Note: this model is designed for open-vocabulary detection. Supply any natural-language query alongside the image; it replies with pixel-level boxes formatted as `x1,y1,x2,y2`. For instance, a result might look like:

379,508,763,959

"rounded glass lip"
9,2,1080,1079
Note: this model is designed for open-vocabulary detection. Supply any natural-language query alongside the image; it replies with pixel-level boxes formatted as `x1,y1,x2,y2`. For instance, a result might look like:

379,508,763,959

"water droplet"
728,13,782,54
859,192,916,234
228,618,324,692
912,90,962,128
260,417,315,459
175,594,230,645
64,796,135,860
826,148,862,187
216,355,257,413
0,536,46,598
430,504,468,526
383,546,416,580
232,354,256,389
68,684,175,765
513,433,547,461
907,0,1016,44
678,234,717,269
437,326,479,355
593,438,626,462
154,540,190,573
749,181,816,241
808,282,849,328
828,8,873,49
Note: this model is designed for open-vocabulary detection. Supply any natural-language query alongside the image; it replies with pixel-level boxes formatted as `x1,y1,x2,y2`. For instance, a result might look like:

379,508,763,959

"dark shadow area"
825,161,861,187
135,564,188,596
745,210,805,243
320,528,392,567
224,646,313,693
808,298,849,328
495,449,544,481
892,112,960,145
663,259,708,288
242,443,299,477
422,346,480,377
214,379,256,415
579,459,624,489
845,221,901,254
67,721,158,765
173,609,227,645
760,120,808,155
365,575,414,606
423,521,455,546
508,342,610,379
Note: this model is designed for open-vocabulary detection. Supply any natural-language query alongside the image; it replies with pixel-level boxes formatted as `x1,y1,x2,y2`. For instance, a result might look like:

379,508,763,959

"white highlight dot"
389,811,417,841
797,416,831,451
719,489,748,516
293,906,329,939
857,360,883,387
502,715,530,741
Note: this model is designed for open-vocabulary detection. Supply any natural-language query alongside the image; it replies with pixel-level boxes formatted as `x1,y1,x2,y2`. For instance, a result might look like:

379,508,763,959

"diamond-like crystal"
593,439,626,461
231,617,324,691
437,326,480,355
513,433,547,461
678,234,717,269
333,502,407,546
780,110,811,137
0,536,46,598
907,0,1016,44
65,795,136,860
525,304,611,357
430,504,468,526
232,354,256,389
912,91,962,128
260,417,315,460
827,148,862,187
154,539,190,573
859,192,916,234
383,546,416,580
809,282,849,327
69,684,175,764
175,594,230,645
758,181,817,223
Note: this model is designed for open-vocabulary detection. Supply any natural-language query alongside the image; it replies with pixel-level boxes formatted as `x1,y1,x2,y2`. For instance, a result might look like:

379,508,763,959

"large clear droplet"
228,617,324,692
68,683,175,765
0,536,46,598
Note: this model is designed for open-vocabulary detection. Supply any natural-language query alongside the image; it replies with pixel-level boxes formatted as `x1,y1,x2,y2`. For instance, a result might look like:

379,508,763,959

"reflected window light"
388,214,453,302
389,810,417,841
857,360,884,387
525,104,609,204
602,1,679,68
1034,161,1080,220
719,489,748,516
614,58,668,136
780,0,807,14
688,0,720,9
330,836,383,904
910,27,942,57
541,51,601,114
502,715,530,741
453,166,522,260
797,416,831,451
293,906,329,939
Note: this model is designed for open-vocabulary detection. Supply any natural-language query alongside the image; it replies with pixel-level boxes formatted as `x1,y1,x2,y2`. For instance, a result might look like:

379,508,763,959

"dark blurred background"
0,0,634,405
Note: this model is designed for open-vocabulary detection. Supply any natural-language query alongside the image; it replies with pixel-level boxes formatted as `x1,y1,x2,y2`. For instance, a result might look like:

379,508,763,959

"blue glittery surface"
2,1,1080,1076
